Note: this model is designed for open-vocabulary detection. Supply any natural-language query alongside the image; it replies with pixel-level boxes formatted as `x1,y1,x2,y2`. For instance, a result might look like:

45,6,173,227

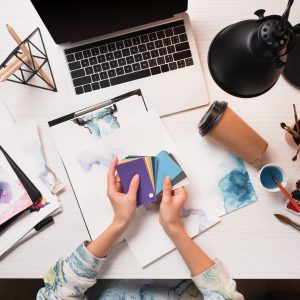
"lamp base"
283,35,300,88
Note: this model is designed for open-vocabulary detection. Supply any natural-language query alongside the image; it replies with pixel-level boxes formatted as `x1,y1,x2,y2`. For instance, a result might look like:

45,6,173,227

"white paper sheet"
0,98,14,127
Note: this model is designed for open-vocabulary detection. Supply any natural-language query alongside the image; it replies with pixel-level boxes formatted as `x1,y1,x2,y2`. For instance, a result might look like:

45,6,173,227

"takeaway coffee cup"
198,101,268,164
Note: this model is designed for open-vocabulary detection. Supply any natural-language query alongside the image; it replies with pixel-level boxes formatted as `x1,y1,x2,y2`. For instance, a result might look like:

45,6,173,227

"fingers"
127,174,140,200
162,176,172,202
107,157,118,191
174,187,188,197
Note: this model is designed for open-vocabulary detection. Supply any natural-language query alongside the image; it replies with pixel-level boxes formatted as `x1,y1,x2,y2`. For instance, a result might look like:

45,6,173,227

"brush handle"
275,179,300,212
289,222,300,232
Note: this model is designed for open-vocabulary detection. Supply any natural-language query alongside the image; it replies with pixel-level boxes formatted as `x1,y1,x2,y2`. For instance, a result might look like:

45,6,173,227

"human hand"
159,176,188,237
107,157,140,230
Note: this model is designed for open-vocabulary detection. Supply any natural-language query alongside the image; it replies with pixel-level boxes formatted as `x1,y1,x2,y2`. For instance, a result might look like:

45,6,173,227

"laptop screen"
30,0,188,44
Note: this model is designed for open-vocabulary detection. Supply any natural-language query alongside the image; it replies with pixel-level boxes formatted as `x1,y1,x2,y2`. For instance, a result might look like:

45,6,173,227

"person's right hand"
159,176,188,237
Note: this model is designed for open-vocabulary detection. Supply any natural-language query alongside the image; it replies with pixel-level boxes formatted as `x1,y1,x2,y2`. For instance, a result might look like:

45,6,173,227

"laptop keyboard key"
71,69,85,79
165,55,173,63
134,54,143,62
85,67,94,75
132,37,141,45
157,30,165,39
81,59,89,67
159,48,167,56
89,57,98,65
75,86,84,95
173,50,192,61
83,50,91,58
173,25,186,35
75,52,83,60
110,69,151,86
91,48,100,56
73,76,91,87
165,28,173,37
142,52,151,60
83,84,92,92
99,45,108,53
175,42,190,52
130,46,138,55
169,62,177,70
161,64,169,73
102,62,110,71
110,60,118,69
124,39,132,47
118,58,126,66
69,61,81,71
124,65,133,73
108,43,116,52
171,36,179,44
148,32,157,41
114,51,122,59
126,56,134,64
116,41,124,49
100,80,110,88
108,69,116,77
92,82,100,90
155,40,163,48
157,57,165,65
146,42,155,51
163,38,171,46
149,59,157,67
141,61,149,69
167,45,176,54
97,55,105,63
122,48,130,57
150,66,161,75
151,50,159,58
186,58,194,66
138,44,147,52
105,53,114,61
66,54,75,63
179,34,188,42
116,67,125,76
140,35,149,43
93,64,102,73
100,71,108,80
91,73,100,82
177,60,186,68
132,63,141,71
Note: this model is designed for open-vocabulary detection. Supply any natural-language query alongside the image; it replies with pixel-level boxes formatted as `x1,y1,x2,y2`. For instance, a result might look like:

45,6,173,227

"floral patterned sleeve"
36,241,105,300
192,259,244,300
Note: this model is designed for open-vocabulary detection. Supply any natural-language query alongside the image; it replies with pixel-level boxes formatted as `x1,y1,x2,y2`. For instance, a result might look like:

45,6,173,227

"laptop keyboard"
65,20,194,95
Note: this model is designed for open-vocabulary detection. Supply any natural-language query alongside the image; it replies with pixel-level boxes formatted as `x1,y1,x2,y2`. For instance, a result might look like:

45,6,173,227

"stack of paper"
116,151,187,206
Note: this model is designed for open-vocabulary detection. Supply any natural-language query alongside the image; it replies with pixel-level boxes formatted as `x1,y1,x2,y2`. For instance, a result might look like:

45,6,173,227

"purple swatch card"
116,158,156,206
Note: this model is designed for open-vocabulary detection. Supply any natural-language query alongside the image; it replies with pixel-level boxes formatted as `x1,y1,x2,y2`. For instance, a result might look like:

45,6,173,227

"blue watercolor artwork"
0,181,12,205
218,156,256,213
73,107,120,138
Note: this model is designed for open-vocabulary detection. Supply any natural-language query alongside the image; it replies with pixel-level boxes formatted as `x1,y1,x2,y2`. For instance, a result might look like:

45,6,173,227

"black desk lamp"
208,0,300,98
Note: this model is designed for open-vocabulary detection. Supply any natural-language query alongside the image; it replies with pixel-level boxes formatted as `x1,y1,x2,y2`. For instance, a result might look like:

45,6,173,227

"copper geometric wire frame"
0,28,57,92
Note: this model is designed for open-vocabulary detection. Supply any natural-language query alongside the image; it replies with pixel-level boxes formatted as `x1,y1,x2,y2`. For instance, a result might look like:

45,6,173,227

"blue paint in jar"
260,165,284,190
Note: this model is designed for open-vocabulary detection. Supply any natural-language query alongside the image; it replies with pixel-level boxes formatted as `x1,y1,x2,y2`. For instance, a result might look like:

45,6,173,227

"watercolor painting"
177,134,257,218
217,156,256,213
72,106,120,139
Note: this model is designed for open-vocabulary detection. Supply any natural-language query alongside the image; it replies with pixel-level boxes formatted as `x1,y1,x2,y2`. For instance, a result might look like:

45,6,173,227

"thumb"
162,176,172,202
127,174,140,199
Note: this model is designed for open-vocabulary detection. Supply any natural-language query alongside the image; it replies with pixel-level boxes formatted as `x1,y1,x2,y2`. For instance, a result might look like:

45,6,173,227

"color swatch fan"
116,150,186,206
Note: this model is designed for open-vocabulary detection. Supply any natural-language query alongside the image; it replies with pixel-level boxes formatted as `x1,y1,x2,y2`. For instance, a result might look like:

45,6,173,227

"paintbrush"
274,214,300,232
280,122,300,140
292,104,300,161
271,175,300,213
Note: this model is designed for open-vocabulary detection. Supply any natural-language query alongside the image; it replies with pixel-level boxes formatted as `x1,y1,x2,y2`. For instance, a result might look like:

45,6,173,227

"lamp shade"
208,7,296,98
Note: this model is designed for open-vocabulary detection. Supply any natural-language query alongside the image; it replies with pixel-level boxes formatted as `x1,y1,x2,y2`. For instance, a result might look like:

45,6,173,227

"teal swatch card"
155,151,182,195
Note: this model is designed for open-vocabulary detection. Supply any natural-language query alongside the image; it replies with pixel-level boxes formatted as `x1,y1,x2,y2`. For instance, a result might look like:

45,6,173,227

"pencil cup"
259,164,287,192
285,120,300,147
198,101,268,164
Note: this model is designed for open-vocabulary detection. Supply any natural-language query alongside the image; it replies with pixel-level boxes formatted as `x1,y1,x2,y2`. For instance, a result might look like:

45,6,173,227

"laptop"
30,0,209,116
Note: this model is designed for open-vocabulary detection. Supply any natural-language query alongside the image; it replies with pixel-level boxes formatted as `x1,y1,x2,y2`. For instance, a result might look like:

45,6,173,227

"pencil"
271,175,300,213
6,24,54,88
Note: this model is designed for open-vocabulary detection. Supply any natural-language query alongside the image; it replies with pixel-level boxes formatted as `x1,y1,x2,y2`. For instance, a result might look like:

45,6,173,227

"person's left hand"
107,157,140,230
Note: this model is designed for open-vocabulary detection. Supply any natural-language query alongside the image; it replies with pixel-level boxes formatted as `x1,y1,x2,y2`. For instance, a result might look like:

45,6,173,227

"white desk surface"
1,0,300,279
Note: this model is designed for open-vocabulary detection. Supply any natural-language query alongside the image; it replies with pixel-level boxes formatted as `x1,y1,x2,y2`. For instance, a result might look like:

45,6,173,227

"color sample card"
116,150,186,206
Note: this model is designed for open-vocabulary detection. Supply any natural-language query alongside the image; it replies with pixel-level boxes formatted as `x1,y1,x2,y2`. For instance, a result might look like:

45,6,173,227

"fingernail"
165,176,171,183
133,174,140,181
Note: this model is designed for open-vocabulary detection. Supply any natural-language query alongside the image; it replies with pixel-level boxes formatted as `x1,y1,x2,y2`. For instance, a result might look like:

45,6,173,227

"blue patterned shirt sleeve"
36,241,105,300
192,259,244,300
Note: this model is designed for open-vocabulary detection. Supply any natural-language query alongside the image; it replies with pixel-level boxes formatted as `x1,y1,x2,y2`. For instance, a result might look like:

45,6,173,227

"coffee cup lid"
198,101,228,136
